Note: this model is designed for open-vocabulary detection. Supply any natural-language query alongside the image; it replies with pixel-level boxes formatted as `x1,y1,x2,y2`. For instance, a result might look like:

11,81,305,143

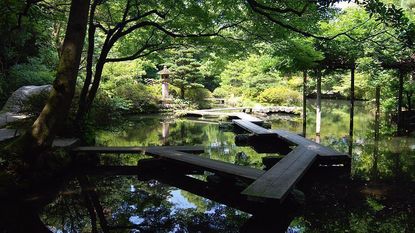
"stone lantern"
158,65,170,100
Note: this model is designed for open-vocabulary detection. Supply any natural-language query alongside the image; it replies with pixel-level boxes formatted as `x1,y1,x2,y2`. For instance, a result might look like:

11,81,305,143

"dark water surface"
41,100,415,232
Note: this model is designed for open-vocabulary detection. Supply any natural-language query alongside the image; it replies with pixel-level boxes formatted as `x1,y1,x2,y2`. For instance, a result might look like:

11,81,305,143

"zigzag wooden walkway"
73,112,349,203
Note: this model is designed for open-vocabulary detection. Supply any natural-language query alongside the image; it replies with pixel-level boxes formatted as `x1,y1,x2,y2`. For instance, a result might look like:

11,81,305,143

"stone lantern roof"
158,65,170,75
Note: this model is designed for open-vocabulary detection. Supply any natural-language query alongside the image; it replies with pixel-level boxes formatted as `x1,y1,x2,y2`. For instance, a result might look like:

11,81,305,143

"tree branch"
119,20,241,39
247,0,310,16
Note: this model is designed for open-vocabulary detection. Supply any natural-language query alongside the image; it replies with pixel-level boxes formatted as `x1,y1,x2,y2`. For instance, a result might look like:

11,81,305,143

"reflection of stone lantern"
158,65,170,100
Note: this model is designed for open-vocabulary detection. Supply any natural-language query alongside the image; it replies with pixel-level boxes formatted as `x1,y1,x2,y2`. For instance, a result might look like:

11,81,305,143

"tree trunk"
9,0,90,160
349,64,355,156
302,70,307,137
315,70,321,141
76,32,112,128
180,87,185,99
397,69,404,136
75,1,98,134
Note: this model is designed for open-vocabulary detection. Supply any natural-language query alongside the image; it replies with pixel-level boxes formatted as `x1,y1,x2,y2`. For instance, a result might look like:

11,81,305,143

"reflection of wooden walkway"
185,110,263,125
73,112,349,203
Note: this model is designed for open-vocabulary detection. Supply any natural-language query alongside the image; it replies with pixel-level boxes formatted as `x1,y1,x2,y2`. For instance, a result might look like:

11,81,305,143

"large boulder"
1,85,52,114
0,85,52,128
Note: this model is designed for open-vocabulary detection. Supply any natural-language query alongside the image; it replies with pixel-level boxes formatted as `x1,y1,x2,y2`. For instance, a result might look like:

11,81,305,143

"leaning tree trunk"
9,0,90,160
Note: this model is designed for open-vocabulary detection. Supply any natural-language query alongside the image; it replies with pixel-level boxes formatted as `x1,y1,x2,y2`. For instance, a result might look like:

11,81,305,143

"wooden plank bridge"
72,112,350,204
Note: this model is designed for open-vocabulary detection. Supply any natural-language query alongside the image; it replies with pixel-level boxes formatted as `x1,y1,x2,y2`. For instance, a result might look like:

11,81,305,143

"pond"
40,100,415,232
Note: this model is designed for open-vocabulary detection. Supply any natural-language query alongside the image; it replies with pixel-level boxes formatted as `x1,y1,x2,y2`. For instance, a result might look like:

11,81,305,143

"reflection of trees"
41,174,251,232
38,112,415,232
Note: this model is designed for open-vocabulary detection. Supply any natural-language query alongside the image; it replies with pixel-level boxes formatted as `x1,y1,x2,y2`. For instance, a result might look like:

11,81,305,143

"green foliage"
8,57,55,90
219,54,281,98
257,86,302,106
0,0,62,105
331,72,374,100
164,49,205,99
276,38,324,72
401,0,415,10
184,87,212,109
115,83,160,113
91,60,161,117
363,0,415,47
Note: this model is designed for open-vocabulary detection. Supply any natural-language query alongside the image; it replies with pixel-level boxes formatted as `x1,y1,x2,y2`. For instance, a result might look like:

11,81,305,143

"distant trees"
165,49,204,99
4,0,415,159
74,0,241,129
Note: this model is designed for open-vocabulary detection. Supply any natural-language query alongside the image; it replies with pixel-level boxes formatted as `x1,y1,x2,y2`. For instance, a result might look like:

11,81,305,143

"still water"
41,100,415,232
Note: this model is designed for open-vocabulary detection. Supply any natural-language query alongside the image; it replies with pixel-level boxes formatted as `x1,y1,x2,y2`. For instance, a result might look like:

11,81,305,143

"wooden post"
371,85,380,180
162,121,170,145
303,70,307,137
409,72,415,111
348,64,355,156
316,70,321,142
372,85,380,179
375,86,380,141
397,69,404,136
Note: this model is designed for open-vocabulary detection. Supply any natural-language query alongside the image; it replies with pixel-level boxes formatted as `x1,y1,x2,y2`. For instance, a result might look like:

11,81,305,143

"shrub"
212,87,227,98
257,86,302,106
115,83,160,113
8,57,54,90
184,87,212,109
90,83,161,123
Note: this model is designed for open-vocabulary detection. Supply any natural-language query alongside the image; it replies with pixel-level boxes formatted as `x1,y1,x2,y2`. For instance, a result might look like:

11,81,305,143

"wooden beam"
271,130,349,158
232,119,272,135
72,146,205,154
241,146,317,202
145,148,264,181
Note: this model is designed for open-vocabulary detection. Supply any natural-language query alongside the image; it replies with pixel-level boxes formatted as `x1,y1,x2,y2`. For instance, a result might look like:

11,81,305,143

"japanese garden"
0,0,414,232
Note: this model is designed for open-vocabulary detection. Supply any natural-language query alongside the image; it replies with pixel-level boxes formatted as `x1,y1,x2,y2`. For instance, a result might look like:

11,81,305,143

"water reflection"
36,100,415,232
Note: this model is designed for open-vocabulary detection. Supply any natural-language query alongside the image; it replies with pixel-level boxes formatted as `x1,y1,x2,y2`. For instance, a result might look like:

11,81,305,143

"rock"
1,85,52,114
0,128,20,142
0,112,29,128
0,85,51,128
236,151,248,160
252,106,301,115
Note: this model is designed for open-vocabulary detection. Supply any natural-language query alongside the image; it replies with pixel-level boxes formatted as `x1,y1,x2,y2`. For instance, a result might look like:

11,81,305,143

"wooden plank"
272,130,349,158
241,146,317,201
232,112,263,123
145,148,264,181
232,119,271,135
72,146,205,154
